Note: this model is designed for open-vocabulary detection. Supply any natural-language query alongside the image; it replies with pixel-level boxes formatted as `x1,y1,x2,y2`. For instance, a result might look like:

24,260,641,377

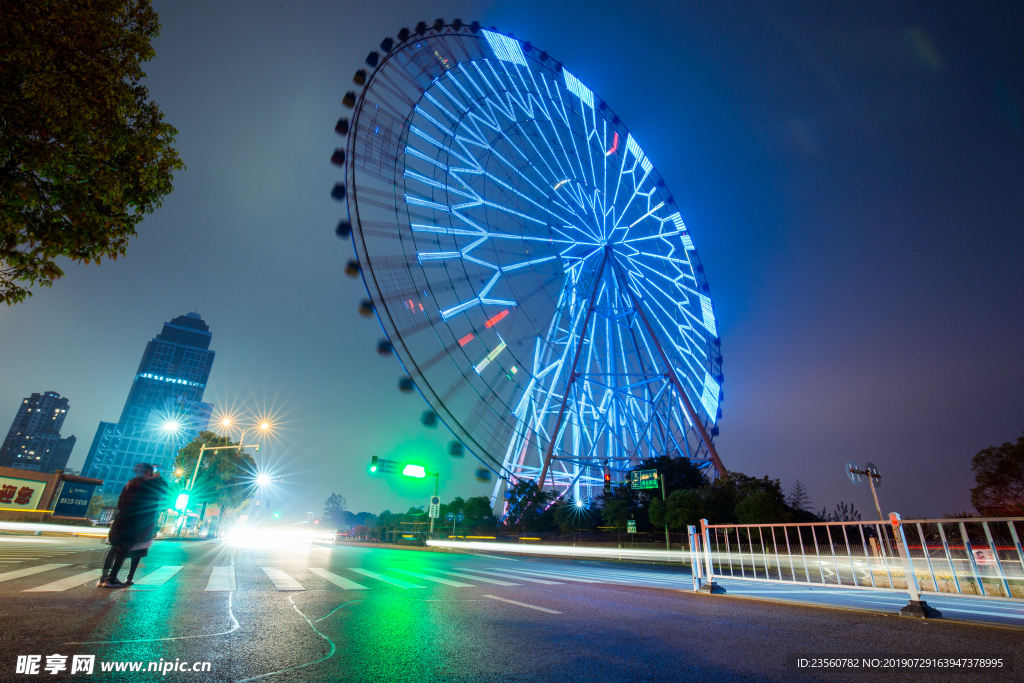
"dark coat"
108,476,170,550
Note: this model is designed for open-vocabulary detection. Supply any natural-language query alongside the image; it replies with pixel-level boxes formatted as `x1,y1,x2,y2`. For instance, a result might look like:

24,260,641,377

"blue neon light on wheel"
337,23,725,507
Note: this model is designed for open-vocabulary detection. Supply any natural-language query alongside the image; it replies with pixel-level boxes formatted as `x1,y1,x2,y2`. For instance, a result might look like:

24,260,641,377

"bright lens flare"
575,499,585,508
162,420,181,433
260,422,270,430
256,473,271,486
402,464,426,478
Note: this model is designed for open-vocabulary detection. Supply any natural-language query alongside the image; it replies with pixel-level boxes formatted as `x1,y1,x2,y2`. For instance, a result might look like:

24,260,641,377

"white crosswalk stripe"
261,567,304,591
347,568,425,589
25,569,103,592
128,566,183,591
205,566,236,591
458,568,563,585
430,570,521,586
389,569,474,587
0,564,69,583
308,568,368,590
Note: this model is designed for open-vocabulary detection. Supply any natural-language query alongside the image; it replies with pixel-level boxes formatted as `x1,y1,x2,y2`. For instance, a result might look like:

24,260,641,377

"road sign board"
630,470,659,489
446,512,455,522
455,513,465,523
429,496,441,519
375,458,400,474
627,520,637,533
847,460,861,485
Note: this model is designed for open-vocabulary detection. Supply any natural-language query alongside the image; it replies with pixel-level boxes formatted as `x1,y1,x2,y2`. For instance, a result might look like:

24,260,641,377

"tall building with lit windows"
0,391,76,473
82,313,216,496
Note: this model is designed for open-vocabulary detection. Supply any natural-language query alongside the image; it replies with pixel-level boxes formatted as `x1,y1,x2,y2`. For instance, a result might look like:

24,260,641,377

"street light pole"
429,470,439,536
659,473,670,551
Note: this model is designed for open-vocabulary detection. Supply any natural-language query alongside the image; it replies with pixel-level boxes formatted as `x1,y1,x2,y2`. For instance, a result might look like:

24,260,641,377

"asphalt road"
0,535,1021,682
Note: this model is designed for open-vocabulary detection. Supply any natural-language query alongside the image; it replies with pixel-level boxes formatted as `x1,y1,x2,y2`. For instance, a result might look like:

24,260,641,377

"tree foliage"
735,491,793,524
172,431,255,511
817,502,861,522
970,433,1024,515
786,480,812,511
0,0,184,305
323,493,347,527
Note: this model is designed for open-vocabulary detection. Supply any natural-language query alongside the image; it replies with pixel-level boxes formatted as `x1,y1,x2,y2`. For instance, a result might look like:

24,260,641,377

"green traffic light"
402,464,426,478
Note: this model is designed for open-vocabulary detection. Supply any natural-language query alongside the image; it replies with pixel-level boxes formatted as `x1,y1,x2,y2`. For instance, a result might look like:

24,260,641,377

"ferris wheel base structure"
332,20,727,509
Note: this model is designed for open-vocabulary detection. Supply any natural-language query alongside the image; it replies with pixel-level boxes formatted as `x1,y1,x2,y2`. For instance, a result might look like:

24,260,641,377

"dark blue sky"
1,0,1021,518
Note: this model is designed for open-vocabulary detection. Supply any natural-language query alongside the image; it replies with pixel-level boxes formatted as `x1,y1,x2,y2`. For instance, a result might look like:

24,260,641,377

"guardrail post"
688,525,703,591
890,513,941,618
697,518,722,593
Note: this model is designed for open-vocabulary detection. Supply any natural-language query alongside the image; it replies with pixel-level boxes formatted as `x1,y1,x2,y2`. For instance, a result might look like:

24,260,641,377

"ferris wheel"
332,20,726,507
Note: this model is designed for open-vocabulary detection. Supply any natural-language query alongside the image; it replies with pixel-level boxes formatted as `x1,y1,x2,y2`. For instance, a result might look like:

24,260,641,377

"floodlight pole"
849,466,884,521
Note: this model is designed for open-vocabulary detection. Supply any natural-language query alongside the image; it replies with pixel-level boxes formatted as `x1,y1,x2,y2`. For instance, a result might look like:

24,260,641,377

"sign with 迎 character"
51,482,97,517
0,476,46,510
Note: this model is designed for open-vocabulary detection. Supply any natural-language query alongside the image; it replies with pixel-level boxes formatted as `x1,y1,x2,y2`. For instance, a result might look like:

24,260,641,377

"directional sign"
375,458,400,474
627,520,637,533
445,512,455,522
630,470,659,490
455,513,465,523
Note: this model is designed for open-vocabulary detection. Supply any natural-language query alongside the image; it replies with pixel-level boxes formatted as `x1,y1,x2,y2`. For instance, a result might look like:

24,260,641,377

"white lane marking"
497,568,604,583
483,594,562,614
347,568,425,589
435,570,520,586
24,569,103,592
261,567,305,591
205,566,236,592
308,568,368,590
0,564,70,582
128,566,184,591
459,569,563,585
389,569,474,587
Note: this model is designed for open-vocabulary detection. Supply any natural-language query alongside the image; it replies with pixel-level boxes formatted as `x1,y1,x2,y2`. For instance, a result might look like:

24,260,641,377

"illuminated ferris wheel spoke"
341,24,726,499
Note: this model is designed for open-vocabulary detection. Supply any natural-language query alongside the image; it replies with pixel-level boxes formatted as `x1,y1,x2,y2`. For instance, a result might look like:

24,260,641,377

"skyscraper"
82,313,216,495
0,392,76,473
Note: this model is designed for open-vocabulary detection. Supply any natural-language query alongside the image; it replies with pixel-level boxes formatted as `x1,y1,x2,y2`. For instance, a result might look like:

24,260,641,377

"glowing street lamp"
402,463,441,535
402,464,426,478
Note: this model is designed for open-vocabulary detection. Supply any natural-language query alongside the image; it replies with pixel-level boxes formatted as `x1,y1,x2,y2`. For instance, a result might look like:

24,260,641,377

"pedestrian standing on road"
97,463,170,588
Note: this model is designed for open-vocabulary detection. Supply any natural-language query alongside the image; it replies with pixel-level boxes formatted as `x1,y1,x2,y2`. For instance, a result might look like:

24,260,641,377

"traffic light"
314,519,320,525
369,455,378,473
174,492,190,511
603,466,611,493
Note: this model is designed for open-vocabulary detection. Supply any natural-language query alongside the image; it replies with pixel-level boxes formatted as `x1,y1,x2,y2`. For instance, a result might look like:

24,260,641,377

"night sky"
1,0,1021,519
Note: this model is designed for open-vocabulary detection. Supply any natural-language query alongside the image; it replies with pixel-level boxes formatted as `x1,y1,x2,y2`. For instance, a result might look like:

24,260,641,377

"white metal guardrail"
692,515,1024,616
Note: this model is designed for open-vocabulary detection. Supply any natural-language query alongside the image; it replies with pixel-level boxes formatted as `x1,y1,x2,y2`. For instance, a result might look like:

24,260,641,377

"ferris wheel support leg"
610,259,728,480
537,249,610,491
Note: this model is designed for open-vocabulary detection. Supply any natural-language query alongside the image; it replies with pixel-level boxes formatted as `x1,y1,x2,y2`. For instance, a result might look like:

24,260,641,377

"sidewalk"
710,576,1024,629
